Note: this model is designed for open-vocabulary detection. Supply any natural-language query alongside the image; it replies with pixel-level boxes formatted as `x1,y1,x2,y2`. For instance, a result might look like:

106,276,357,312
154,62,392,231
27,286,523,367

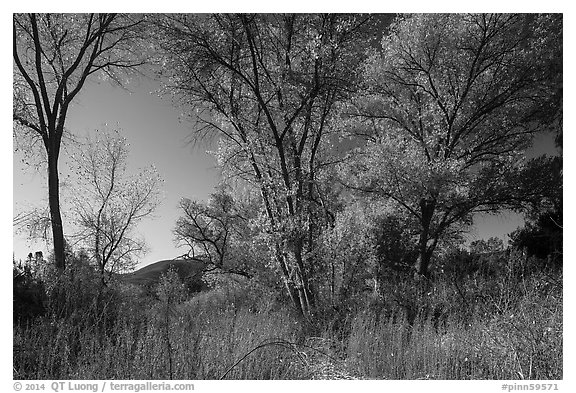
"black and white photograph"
11,8,565,387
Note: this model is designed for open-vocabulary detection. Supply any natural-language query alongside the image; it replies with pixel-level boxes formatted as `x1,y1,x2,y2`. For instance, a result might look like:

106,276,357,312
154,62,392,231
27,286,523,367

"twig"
219,338,342,380
219,339,303,379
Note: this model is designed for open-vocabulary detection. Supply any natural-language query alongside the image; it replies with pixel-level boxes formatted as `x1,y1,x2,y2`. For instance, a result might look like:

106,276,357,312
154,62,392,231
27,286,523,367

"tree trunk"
100,264,107,287
274,246,305,316
416,197,435,277
292,238,314,317
415,248,433,277
47,151,66,272
257,181,314,318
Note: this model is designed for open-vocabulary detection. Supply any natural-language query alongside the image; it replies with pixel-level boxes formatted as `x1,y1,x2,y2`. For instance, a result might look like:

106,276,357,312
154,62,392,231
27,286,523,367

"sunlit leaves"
342,13,561,275
318,199,381,301
153,15,378,301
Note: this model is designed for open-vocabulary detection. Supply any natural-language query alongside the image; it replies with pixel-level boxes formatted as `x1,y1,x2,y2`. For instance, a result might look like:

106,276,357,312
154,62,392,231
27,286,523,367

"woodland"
13,14,562,380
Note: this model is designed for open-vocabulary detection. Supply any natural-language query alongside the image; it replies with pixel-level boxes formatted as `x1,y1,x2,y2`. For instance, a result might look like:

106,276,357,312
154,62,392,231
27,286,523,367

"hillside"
122,258,207,292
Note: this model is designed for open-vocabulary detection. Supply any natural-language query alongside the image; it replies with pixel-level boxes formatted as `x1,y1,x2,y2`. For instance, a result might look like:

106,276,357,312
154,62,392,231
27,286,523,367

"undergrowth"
13,252,562,380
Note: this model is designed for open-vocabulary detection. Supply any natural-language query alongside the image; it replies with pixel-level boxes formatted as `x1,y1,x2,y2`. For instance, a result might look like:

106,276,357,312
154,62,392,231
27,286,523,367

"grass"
13,254,562,380
14,302,308,379
342,269,562,379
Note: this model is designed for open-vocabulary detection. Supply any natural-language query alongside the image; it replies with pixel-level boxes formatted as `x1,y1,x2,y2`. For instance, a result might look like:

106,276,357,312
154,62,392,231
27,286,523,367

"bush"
44,253,121,334
13,258,47,324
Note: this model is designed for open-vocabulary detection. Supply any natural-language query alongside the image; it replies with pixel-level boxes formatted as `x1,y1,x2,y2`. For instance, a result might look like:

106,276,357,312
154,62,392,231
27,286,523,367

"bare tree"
173,187,253,279
13,13,146,271
174,189,240,267
71,129,162,285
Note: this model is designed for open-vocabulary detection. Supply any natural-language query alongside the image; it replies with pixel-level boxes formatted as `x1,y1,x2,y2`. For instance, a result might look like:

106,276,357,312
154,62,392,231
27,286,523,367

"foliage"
14,248,562,380
14,270,308,379
510,212,562,264
156,266,188,306
516,155,562,219
153,13,383,317
470,237,504,254
45,250,122,333
70,129,162,284
173,185,290,296
509,154,562,265
373,211,419,274
13,255,48,324
13,12,562,381
345,251,562,379
317,200,380,311
341,13,562,276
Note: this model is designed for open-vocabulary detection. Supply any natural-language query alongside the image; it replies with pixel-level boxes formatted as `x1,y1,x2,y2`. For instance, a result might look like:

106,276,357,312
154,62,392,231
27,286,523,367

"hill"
122,258,208,293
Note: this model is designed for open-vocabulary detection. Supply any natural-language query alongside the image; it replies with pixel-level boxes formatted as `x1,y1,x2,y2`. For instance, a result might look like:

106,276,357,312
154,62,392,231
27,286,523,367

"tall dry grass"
343,267,562,379
13,253,562,380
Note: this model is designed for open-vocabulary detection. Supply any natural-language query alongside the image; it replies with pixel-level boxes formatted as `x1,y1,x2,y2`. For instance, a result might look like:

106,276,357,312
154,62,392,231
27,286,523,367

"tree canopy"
13,13,562,319
341,14,562,276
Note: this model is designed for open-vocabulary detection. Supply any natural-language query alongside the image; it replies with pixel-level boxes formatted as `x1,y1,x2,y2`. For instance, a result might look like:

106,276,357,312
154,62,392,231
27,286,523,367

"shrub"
13,258,47,324
13,245,561,380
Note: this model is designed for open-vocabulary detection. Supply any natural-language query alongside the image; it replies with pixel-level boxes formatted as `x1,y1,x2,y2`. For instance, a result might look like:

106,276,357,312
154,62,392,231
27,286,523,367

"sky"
13,75,221,268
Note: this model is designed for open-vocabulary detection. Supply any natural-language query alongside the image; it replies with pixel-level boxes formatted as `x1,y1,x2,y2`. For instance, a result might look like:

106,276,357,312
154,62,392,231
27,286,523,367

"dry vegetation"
13,250,562,380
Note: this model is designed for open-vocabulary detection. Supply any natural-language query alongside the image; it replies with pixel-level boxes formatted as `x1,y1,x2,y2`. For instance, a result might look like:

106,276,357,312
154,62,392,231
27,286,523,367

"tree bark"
292,238,314,317
274,247,305,316
47,150,65,272
416,197,435,277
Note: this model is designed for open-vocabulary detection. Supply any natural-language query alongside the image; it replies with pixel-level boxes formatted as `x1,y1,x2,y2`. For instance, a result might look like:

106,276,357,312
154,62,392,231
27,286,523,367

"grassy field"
13,255,562,380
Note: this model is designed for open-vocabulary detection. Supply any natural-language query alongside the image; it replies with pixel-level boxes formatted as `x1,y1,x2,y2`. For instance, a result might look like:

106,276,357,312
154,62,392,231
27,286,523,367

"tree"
342,14,562,277
154,14,380,317
509,155,562,264
509,212,562,264
517,155,562,222
318,199,380,309
13,13,146,271
173,187,251,277
373,211,419,274
71,130,162,285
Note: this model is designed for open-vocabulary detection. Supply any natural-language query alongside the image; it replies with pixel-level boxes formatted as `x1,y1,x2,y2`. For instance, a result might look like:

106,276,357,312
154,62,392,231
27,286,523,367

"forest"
13,13,562,380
